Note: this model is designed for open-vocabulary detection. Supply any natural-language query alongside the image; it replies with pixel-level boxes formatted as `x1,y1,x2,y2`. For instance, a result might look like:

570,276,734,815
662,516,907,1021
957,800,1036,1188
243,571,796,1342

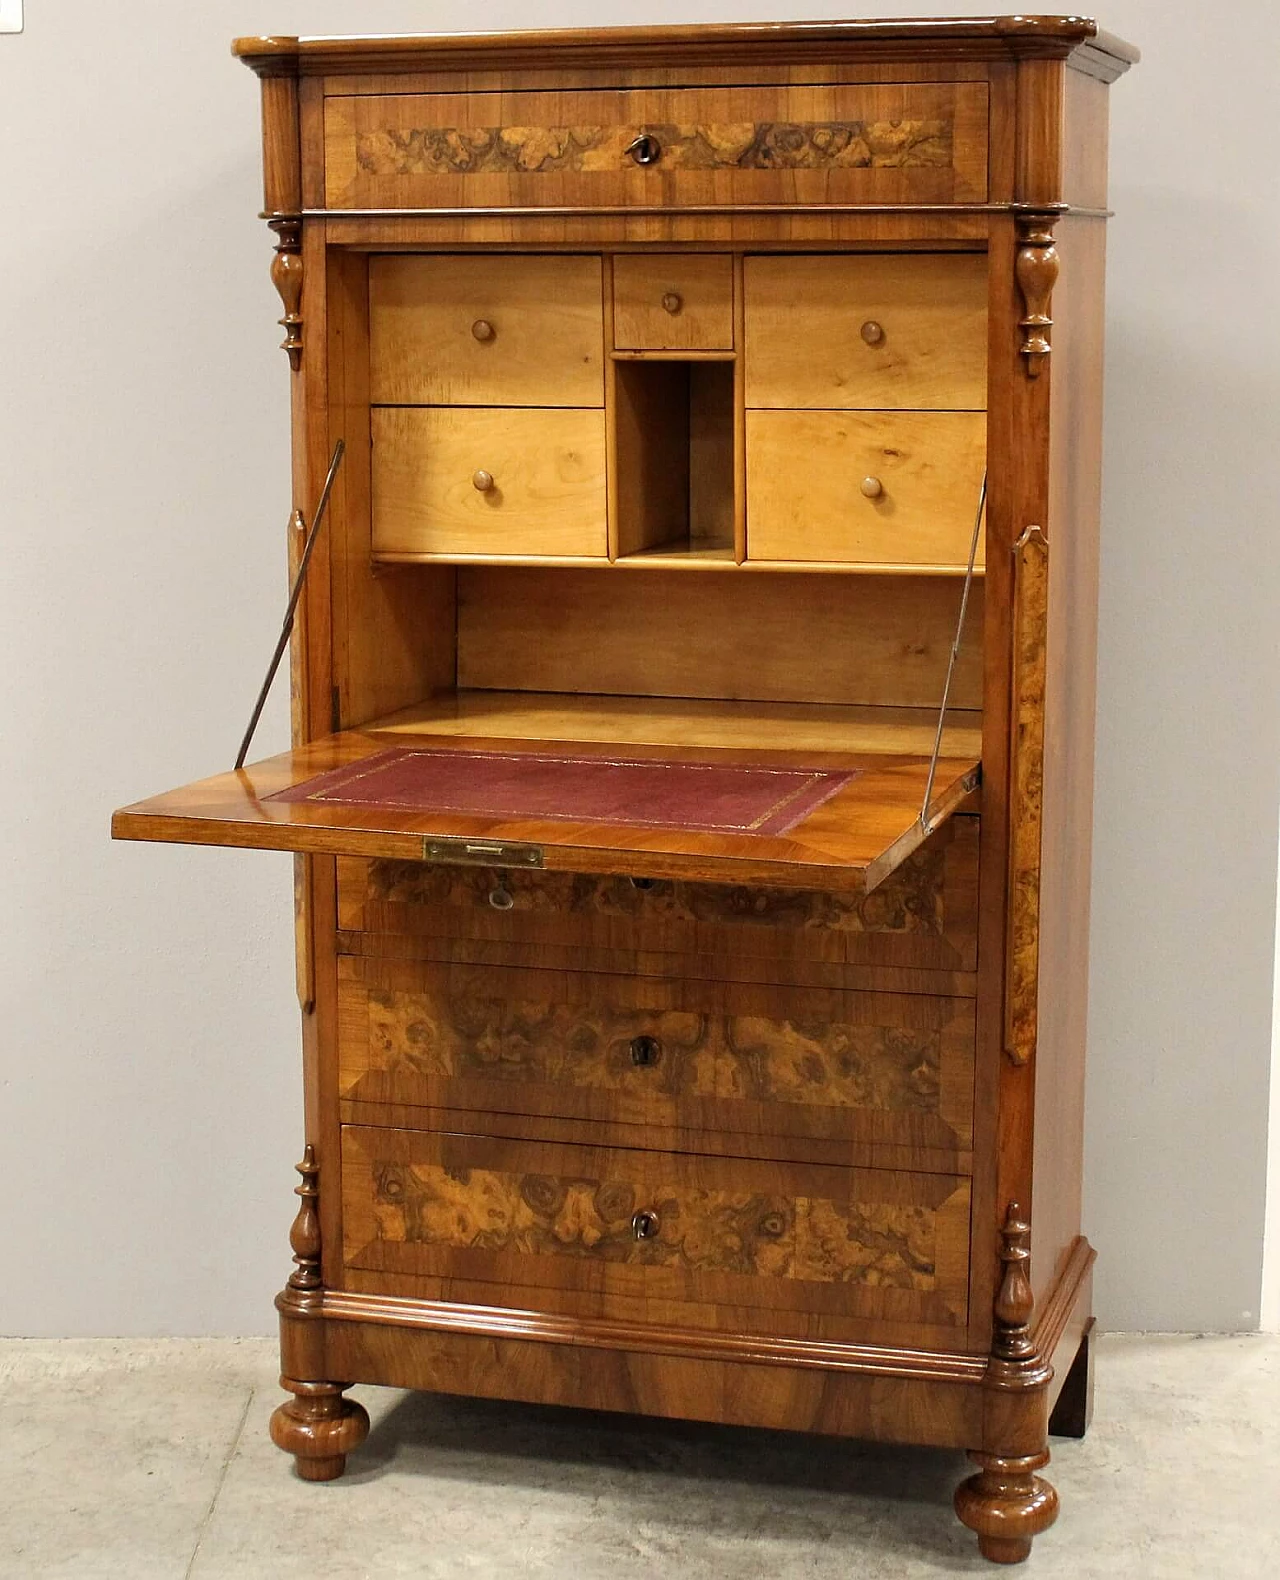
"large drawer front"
372,406,608,557
746,410,987,567
338,957,975,1156
341,1126,971,1338
325,83,989,210
337,816,979,978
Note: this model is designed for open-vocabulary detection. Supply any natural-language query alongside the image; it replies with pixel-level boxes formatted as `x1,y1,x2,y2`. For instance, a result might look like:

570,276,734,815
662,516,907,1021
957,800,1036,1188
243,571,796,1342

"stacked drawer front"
336,816,979,1347
370,254,608,558
744,254,988,567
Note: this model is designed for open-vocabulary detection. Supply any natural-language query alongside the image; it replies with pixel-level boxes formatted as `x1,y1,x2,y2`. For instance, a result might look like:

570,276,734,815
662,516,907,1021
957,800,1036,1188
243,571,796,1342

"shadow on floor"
341,1387,983,1565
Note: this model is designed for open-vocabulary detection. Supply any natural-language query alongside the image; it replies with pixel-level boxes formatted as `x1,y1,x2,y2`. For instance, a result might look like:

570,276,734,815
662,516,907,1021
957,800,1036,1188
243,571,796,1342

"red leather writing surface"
266,747,856,836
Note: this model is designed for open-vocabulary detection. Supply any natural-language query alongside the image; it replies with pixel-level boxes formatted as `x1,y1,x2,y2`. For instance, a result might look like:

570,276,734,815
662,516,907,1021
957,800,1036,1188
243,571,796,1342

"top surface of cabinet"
233,18,1138,78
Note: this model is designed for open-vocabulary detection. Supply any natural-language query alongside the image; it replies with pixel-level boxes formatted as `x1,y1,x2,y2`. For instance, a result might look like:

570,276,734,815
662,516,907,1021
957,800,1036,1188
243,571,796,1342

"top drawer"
325,83,989,211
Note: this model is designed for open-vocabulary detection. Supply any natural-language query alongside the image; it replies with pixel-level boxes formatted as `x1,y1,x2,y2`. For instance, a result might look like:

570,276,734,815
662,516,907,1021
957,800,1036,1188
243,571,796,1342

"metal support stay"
235,440,345,771
919,471,987,831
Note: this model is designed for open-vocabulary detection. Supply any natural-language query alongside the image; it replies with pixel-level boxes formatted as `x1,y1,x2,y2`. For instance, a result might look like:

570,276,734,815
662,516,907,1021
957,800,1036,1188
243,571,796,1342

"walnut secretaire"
111,18,1137,1563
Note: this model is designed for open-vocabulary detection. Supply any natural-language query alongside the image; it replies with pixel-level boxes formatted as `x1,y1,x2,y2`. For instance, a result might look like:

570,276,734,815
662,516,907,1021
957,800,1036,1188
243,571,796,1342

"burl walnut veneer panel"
338,956,975,1157
337,815,979,975
324,82,989,210
341,1125,971,1341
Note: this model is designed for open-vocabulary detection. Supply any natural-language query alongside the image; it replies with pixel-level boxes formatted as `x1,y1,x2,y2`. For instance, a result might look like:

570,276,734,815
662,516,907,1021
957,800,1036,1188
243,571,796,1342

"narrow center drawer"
613,254,733,350
341,1125,971,1340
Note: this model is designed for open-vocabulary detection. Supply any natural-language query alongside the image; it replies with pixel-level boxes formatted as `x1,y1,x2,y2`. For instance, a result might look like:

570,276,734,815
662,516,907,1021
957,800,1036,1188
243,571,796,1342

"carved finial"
993,1203,1036,1362
1015,213,1059,377
267,216,303,370
286,1145,322,1295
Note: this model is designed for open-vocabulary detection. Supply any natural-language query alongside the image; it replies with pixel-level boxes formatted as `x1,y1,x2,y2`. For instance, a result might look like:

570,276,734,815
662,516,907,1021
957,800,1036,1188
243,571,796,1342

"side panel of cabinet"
1030,212,1106,1304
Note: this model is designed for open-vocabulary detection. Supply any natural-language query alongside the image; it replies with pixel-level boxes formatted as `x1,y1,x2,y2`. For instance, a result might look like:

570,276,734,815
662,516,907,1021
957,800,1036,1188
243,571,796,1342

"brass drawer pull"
631,1209,661,1241
471,318,495,342
629,1035,662,1068
661,291,683,315
625,133,662,166
472,469,495,492
860,320,885,345
860,475,884,499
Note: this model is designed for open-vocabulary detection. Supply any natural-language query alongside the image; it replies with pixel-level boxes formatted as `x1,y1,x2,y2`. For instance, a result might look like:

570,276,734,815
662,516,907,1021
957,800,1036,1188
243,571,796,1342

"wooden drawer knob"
860,475,885,499
661,291,683,315
860,320,885,345
629,1035,662,1067
631,1209,661,1241
624,133,662,166
472,469,495,493
471,319,495,342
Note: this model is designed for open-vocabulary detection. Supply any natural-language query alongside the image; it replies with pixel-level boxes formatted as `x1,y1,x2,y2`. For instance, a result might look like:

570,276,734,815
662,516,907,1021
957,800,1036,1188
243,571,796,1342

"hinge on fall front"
331,686,342,734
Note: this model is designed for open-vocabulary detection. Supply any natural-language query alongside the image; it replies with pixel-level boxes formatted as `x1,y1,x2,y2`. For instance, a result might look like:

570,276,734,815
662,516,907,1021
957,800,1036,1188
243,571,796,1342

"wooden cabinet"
112,16,1137,1564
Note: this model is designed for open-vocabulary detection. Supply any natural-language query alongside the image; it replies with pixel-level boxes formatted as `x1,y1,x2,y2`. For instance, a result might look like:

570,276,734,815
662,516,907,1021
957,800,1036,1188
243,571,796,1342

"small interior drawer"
613,254,733,350
369,254,604,408
340,1124,971,1338
746,410,987,568
744,254,987,412
372,406,607,558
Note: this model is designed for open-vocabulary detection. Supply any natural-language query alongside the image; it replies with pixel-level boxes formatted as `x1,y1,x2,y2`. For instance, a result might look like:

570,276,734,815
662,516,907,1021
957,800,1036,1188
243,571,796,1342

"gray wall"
1,0,1275,1337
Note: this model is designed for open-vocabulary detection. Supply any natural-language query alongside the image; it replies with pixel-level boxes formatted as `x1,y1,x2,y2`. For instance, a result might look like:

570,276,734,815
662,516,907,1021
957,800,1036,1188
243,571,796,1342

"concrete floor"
1,1333,1276,1579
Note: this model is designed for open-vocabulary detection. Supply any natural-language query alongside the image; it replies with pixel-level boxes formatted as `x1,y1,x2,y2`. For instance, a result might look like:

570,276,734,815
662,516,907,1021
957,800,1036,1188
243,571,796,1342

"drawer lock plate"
422,836,544,869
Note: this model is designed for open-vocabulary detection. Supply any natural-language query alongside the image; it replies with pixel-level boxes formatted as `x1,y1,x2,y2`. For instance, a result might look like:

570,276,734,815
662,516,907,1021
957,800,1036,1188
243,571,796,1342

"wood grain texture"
613,253,733,350
236,20,1138,81
745,410,987,568
161,23,1137,1534
371,406,607,558
319,1305,985,1446
369,253,604,407
339,812,979,975
337,956,975,1153
325,84,989,210
371,692,984,760
341,1126,971,1336
352,118,955,177
1031,214,1108,1305
744,253,987,410
112,720,979,892
456,568,984,709
611,360,690,556
1004,525,1049,1066
325,250,457,731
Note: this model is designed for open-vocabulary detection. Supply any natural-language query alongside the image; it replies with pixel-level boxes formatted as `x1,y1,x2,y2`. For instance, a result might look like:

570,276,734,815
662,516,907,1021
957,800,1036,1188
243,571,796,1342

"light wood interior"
614,360,736,558
455,567,983,710
371,406,608,559
613,253,734,351
369,253,605,407
746,410,988,568
743,253,988,411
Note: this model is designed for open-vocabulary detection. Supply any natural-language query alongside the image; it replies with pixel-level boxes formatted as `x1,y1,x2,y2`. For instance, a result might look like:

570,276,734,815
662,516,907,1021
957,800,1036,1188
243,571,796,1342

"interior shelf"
112,691,980,893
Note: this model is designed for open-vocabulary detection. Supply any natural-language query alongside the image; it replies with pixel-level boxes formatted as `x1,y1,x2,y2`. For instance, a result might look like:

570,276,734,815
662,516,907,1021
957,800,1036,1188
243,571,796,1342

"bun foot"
954,1450,1059,1564
270,1376,370,1481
